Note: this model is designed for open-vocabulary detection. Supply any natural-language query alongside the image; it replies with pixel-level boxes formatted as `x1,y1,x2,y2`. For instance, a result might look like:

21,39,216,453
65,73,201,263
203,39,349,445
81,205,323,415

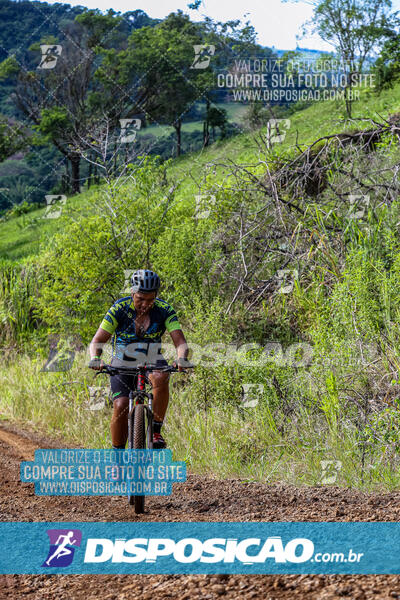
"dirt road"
1,420,400,599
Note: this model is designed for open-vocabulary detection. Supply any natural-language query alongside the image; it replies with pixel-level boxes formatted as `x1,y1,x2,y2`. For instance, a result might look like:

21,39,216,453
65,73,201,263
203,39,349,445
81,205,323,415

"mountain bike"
95,362,192,514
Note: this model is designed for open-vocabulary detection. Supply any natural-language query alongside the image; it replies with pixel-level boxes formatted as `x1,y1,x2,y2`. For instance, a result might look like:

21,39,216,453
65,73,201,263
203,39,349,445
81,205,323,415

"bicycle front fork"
128,390,154,447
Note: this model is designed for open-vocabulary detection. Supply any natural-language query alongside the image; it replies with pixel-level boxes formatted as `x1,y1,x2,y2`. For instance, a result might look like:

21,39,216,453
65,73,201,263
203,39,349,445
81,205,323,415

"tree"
36,154,178,339
98,11,214,157
0,115,27,161
287,0,399,116
98,10,272,157
0,10,125,194
203,100,227,145
374,30,400,90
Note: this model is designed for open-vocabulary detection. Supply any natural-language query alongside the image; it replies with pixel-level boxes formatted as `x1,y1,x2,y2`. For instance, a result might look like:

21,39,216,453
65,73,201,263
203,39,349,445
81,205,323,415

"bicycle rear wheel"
132,403,145,513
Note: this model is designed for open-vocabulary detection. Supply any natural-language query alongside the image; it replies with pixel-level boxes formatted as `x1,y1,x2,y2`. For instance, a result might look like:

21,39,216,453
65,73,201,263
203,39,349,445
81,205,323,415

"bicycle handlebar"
94,363,194,377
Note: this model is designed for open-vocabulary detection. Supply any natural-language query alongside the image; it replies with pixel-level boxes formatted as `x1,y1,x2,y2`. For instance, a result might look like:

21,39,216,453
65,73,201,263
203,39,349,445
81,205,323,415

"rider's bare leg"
111,396,129,447
149,372,170,422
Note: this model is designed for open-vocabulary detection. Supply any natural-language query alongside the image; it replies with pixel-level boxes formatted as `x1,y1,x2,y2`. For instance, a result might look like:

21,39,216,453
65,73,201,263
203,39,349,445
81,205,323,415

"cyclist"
88,269,190,449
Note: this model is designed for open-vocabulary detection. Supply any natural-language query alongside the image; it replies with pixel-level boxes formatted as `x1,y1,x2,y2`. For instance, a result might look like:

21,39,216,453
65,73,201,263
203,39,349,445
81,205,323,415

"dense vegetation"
0,1,161,209
0,0,275,210
2,0,400,491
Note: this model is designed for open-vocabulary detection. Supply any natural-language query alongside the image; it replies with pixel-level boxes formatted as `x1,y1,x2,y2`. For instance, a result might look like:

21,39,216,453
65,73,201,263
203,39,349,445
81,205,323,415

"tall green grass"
0,260,41,346
1,348,400,491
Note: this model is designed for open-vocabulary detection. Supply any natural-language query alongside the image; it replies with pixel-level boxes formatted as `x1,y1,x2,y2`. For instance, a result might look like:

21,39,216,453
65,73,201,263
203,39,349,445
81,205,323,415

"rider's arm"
89,327,112,361
89,298,126,361
169,329,190,370
89,299,128,369
163,303,190,370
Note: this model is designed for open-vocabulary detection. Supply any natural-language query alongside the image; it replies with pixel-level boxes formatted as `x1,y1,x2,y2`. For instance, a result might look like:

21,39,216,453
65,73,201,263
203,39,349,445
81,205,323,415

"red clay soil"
1,420,399,600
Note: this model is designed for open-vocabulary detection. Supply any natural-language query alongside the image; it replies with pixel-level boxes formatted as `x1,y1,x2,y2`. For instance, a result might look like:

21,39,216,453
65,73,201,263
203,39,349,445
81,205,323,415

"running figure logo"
42,529,82,567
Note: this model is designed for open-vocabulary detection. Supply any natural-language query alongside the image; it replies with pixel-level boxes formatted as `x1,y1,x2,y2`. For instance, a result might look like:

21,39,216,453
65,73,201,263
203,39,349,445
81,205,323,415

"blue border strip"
1,522,400,574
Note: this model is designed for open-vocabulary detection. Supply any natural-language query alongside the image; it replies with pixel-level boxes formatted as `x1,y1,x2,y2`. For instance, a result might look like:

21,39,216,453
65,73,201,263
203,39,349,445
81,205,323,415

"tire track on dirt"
0,426,37,461
1,420,400,599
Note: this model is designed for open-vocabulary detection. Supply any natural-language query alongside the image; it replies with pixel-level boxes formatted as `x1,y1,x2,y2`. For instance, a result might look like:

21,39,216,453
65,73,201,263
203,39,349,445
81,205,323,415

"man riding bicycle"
88,269,189,449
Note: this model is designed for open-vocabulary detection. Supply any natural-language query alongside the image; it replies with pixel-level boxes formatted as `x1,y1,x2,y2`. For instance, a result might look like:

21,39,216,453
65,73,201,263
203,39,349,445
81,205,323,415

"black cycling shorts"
110,357,168,401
